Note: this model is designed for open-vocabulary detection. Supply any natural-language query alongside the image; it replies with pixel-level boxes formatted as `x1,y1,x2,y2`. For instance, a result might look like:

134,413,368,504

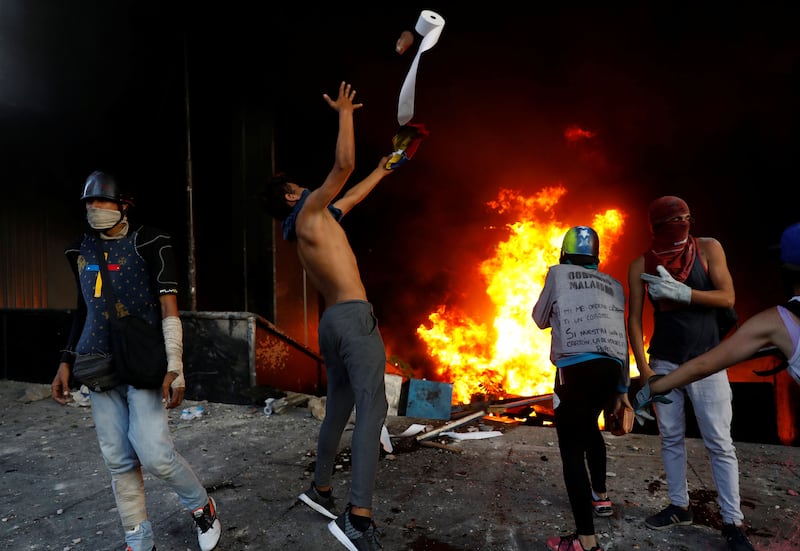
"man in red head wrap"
627,196,756,551
636,221,800,419
644,196,695,283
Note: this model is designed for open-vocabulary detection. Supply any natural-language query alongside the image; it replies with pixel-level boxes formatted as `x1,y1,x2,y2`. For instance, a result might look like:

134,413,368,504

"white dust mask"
87,206,122,230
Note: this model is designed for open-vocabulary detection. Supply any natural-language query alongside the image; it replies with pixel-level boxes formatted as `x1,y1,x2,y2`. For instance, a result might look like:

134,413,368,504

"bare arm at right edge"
649,307,794,395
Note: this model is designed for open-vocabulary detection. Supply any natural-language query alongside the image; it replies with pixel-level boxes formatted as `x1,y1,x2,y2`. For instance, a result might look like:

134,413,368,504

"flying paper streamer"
397,10,445,126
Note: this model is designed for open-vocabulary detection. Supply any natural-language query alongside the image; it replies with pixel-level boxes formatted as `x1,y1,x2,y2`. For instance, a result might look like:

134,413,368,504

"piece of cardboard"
385,373,403,416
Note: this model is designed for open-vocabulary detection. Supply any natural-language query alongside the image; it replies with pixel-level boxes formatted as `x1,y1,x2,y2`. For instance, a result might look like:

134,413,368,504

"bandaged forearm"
162,316,185,388
112,469,147,529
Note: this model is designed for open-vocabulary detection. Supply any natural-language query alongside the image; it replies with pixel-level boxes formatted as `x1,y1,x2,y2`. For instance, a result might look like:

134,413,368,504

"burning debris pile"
415,185,628,406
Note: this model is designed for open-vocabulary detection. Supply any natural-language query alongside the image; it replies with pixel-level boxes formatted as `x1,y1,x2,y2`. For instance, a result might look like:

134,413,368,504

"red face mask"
644,196,696,282
651,219,690,256
648,221,695,281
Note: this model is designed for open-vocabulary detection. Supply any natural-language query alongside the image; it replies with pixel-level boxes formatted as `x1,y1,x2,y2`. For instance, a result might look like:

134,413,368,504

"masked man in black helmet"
51,171,221,551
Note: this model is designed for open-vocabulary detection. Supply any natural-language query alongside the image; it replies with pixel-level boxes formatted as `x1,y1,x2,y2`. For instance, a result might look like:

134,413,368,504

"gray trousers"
315,300,388,509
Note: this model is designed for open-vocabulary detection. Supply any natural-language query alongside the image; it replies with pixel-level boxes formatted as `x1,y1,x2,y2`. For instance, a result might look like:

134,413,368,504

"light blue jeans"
650,358,744,525
90,385,209,550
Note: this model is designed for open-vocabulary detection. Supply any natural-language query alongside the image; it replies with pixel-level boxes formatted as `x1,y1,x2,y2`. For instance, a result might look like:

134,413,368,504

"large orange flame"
417,186,626,405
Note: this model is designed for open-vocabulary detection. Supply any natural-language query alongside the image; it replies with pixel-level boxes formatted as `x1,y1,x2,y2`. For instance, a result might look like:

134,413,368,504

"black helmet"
81,171,134,206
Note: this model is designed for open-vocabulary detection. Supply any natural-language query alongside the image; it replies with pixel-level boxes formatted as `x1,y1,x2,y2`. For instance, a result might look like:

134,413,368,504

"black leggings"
554,358,619,536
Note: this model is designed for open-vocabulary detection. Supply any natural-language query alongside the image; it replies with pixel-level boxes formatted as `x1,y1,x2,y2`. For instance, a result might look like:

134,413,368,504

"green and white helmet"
560,225,599,265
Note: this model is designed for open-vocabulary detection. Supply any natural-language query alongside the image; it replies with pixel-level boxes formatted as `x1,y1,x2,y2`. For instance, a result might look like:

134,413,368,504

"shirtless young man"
262,81,392,551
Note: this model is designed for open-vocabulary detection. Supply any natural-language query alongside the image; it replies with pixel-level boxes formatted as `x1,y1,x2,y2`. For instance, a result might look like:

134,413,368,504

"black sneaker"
645,504,693,530
722,523,756,551
299,482,338,519
327,504,383,551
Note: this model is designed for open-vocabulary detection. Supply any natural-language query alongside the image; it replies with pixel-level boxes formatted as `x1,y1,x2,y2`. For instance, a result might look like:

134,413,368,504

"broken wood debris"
269,391,313,415
416,410,486,442
487,394,553,414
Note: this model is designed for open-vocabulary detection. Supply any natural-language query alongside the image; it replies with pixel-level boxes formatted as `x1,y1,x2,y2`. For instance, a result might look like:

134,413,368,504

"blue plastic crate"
404,379,453,420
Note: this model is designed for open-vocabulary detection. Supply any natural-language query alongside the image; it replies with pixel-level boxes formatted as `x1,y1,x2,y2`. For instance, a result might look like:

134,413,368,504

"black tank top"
647,255,719,364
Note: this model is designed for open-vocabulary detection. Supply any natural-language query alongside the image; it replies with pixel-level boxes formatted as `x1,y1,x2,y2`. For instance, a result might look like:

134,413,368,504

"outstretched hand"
323,81,364,113
631,374,673,425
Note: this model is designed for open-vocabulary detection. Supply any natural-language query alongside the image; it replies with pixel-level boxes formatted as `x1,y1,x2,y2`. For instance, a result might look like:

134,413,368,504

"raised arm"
333,156,392,216
304,82,362,213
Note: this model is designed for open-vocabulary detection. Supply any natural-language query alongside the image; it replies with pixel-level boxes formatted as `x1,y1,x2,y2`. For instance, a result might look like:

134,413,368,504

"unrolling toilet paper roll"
397,10,445,126
415,10,445,49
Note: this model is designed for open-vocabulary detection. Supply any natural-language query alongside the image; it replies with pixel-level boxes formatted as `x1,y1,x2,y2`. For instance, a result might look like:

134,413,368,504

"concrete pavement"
1,379,799,551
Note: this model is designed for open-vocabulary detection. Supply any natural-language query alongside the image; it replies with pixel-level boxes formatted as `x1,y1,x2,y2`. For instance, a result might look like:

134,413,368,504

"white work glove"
162,316,185,389
641,265,692,304
631,375,673,425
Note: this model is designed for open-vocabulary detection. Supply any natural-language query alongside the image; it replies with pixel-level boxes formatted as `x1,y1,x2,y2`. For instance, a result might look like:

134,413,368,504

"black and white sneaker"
298,482,338,519
645,504,693,530
327,503,382,551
